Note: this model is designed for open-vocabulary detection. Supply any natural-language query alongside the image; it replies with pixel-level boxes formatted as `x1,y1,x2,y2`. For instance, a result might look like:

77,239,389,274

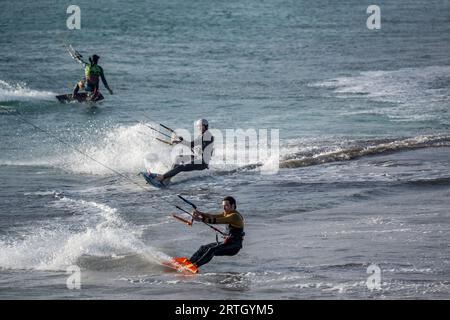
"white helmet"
195,118,209,128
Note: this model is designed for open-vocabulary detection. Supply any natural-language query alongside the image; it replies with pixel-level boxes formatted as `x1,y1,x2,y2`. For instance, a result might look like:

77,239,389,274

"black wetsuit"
189,211,244,268
162,130,214,180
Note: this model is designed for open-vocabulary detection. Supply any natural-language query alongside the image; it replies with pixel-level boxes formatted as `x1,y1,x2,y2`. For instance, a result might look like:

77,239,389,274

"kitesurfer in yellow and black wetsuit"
72,54,113,100
189,196,244,268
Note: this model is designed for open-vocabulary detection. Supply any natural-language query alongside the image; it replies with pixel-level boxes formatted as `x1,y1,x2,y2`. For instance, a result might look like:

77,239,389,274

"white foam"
60,123,283,176
0,80,55,102
311,65,450,122
61,123,173,175
0,197,166,271
23,190,58,196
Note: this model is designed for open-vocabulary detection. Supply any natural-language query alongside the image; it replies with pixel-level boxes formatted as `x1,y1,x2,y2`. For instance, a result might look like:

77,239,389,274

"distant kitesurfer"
155,118,214,185
72,54,113,100
188,196,244,268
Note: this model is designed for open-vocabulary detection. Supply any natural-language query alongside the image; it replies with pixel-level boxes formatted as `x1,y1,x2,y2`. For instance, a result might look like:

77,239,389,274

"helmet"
195,118,209,128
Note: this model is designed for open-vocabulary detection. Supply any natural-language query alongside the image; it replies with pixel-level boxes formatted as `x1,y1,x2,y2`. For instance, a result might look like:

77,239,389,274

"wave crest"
281,134,450,169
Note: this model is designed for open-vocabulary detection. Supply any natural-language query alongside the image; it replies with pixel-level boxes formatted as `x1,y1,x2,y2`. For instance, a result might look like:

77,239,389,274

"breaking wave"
280,134,450,169
0,195,170,271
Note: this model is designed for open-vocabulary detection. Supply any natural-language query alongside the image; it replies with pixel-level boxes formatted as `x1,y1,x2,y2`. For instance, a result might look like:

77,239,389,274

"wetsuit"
189,210,244,268
162,130,214,180
73,63,111,97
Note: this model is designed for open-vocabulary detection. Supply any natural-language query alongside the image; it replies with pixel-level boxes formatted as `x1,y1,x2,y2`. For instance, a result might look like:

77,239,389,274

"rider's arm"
99,67,113,94
178,135,203,149
204,213,240,225
171,136,193,147
173,133,213,150
195,211,239,225
178,138,193,148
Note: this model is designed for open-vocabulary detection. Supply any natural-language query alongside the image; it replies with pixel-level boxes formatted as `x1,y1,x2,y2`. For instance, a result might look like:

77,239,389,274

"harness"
224,225,245,244
224,211,245,244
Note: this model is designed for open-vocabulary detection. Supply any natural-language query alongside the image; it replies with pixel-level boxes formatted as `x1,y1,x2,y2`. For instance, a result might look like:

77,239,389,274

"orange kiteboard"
162,257,198,274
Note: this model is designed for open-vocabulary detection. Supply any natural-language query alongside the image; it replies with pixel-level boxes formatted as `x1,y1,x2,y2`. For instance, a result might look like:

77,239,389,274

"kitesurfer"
155,119,214,185
188,196,244,268
72,54,113,99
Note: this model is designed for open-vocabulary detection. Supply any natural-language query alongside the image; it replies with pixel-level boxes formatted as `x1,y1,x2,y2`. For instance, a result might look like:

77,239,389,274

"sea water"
0,0,449,299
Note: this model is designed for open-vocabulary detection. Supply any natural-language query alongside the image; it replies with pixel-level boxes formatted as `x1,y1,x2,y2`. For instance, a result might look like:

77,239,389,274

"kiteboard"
56,92,104,103
139,171,168,189
161,257,198,274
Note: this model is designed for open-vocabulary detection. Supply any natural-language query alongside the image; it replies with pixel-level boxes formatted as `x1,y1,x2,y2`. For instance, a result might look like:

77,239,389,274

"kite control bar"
66,44,88,65
145,123,180,146
160,123,175,133
172,195,226,236
178,195,197,209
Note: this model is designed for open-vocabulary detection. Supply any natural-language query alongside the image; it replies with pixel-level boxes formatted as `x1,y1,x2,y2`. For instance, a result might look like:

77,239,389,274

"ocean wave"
4,118,450,177
311,65,450,104
405,177,450,187
0,80,55,102
310,65,450,122
280,134,450,169
0,196,167,271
